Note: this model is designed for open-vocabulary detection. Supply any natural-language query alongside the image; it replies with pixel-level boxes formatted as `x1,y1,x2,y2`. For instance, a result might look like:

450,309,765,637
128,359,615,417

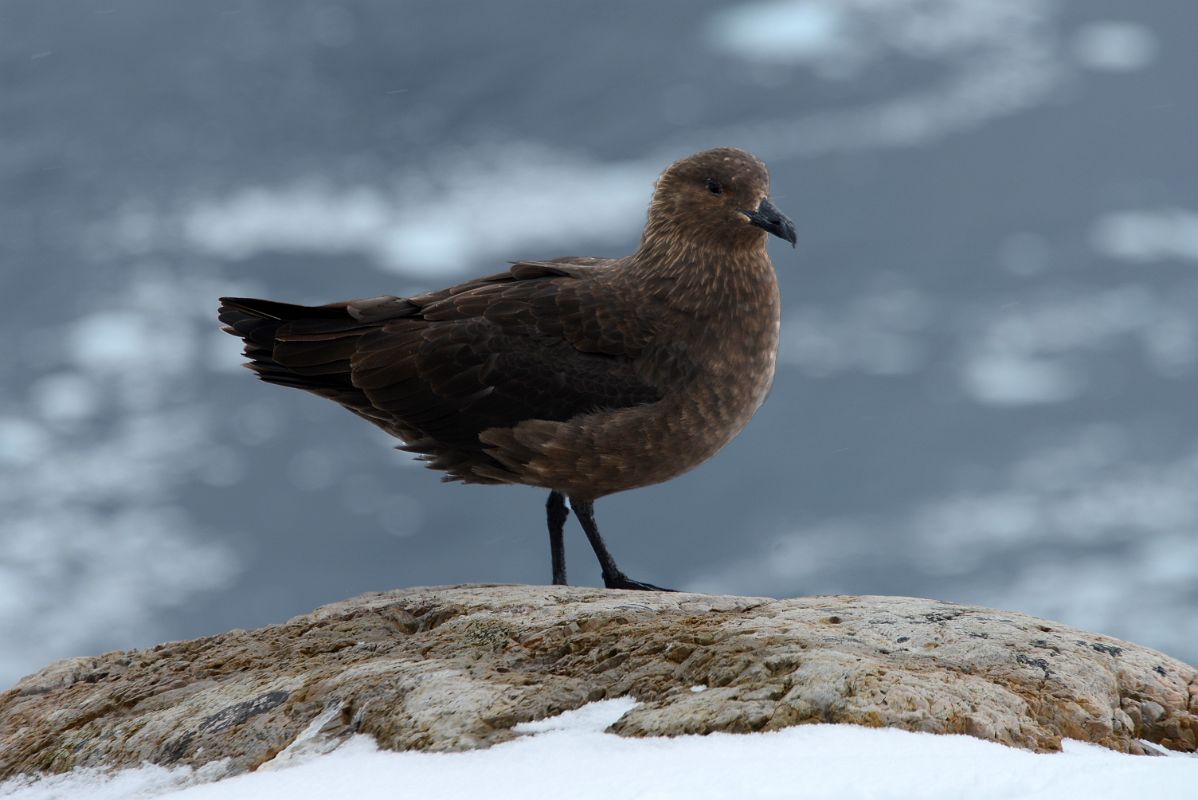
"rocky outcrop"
2,585,1195,781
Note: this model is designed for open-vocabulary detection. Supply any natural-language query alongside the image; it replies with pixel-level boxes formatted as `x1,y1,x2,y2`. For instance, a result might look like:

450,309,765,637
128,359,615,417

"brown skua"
219,147,795,590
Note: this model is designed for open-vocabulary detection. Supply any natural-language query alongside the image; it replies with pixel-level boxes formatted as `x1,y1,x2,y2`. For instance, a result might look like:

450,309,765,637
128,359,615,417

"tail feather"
218,296,367,396
219,296,350,322
216,293,514,484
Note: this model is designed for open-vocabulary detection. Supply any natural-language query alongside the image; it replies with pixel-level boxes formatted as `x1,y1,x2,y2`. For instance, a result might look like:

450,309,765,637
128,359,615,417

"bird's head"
645,147,796,252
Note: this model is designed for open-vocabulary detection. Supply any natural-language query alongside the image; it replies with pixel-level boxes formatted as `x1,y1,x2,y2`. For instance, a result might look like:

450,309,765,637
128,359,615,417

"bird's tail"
218,297,365,392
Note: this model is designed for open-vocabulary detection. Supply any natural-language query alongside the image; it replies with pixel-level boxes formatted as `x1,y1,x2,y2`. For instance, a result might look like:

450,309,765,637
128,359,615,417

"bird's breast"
640,278,781,459
519,260,780,498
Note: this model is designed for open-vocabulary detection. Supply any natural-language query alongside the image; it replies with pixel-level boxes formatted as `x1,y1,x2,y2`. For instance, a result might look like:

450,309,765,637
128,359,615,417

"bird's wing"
231,259,661,453
347,259,661,449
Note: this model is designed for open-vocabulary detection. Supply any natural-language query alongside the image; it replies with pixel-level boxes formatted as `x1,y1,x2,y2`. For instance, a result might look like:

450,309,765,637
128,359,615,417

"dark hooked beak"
742,197,796,247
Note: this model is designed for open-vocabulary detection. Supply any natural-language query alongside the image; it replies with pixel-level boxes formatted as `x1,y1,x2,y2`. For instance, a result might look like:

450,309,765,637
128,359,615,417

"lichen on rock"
1,585,1195,782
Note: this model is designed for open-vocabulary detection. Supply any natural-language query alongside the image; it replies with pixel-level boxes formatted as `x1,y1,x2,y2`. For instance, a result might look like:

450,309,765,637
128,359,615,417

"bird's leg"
568,497,674,591
547,491,569,586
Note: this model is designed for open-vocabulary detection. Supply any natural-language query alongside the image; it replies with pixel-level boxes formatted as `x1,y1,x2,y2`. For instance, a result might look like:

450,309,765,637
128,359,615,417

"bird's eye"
705,178,723,195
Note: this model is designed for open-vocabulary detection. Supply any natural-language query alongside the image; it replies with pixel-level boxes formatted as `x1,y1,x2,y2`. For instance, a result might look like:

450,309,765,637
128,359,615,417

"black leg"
546,491,569,585
568,497,674,591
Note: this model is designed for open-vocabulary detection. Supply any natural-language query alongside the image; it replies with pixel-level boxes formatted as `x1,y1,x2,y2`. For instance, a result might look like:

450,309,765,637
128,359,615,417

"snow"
109,0,1078,290
695,0,1063,157
1073,21,1158,73
27,373,100,424
959,284,1195,405
4,700,1194,800
0,272,242,684
960,352,1081,406
180,146,654,279
706,1,852,69
1091,208,1198,264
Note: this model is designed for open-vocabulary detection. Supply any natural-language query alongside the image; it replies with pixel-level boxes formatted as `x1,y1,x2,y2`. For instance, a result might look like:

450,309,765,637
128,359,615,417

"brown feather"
218,147,786,500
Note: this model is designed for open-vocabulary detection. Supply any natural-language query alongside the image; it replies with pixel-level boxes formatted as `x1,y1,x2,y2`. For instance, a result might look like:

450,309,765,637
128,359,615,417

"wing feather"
219,258,659,482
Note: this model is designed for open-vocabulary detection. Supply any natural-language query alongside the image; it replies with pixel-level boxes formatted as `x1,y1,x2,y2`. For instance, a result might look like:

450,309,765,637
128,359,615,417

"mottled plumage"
219,147,795,590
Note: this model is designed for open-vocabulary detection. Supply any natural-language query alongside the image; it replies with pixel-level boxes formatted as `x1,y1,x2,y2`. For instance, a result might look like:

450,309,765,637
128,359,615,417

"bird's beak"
742,197,797,247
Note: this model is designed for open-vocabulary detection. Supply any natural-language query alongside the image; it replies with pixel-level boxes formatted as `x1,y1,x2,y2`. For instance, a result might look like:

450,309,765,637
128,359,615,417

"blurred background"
3,0,1197,685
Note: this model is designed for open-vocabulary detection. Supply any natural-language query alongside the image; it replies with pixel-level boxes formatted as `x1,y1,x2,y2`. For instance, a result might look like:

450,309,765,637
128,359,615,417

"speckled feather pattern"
219,148,783,501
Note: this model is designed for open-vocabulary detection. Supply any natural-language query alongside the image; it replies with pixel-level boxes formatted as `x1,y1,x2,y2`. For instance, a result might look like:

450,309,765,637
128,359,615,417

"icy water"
3,0,1197,683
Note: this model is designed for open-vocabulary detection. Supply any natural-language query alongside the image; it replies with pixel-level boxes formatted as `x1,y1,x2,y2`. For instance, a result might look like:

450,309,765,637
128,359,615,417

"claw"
603,572,676,592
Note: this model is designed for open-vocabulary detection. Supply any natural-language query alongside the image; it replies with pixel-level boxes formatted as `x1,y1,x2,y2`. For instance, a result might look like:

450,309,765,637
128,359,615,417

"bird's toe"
602,573,676,592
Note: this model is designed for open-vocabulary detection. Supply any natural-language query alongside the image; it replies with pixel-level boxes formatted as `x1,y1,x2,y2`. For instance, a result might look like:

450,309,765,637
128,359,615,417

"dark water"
3,0,1197,684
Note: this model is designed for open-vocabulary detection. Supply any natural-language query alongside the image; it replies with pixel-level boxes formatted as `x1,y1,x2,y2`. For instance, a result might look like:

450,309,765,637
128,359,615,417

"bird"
218,146,795,591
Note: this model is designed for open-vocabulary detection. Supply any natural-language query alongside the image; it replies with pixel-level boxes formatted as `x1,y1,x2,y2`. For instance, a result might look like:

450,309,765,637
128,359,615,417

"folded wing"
218,260,661,483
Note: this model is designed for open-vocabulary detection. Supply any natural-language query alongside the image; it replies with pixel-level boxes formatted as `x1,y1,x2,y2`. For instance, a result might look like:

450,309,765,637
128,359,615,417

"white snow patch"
95,3,1157,288
691,0,1065,159
513,697,638,734
0,417,49,466
1073,21,1158,72
183,184,392,262
258,703,345,771
1091,208,1198,264
29,373,100,424
181,145,654,279
0,506,237,681
5,703,1196,800
707,0,1053,79
99,3,1089,284
70,310,168,372
960,353,1081,405
706,1,853,72
958,284,1196,405
785,275,1196,394
0,270,243,685
0,759,234,800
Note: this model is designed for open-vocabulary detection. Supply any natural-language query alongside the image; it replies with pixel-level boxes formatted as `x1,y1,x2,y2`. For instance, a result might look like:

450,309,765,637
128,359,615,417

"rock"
1,586,1195,782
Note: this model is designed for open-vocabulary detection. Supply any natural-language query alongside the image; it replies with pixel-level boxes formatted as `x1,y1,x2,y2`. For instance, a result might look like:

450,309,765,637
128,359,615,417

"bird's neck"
628,235,778,313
